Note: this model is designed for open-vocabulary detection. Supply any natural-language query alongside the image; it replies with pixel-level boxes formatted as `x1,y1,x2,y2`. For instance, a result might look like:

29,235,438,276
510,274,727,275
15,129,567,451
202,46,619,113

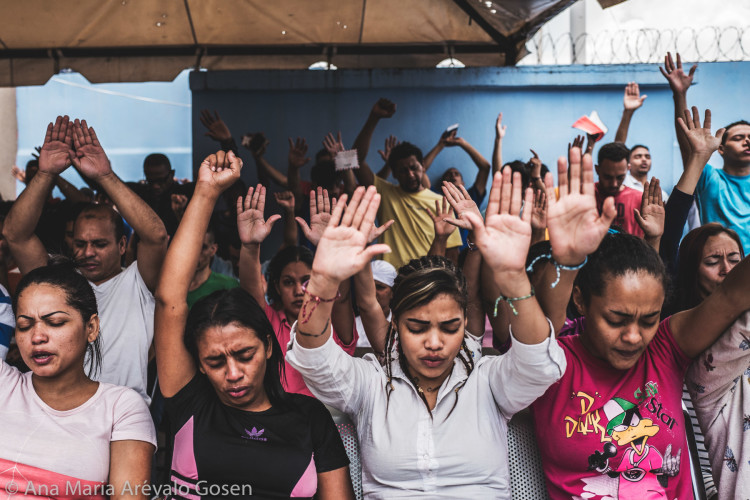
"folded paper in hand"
572,111,608,142
335,150,359,171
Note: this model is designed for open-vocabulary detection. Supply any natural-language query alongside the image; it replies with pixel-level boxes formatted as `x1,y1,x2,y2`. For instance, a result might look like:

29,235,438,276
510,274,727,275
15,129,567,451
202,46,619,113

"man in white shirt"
3,116,168,403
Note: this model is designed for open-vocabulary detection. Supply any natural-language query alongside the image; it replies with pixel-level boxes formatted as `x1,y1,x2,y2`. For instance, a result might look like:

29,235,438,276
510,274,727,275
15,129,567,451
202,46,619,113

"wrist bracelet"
466,239,478,251
526,253,588,288
493,286,535,317
299,280,341,324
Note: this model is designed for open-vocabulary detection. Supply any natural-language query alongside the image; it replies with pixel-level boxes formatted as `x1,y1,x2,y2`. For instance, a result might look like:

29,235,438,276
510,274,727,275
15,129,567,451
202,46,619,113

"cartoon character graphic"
587,397,681,499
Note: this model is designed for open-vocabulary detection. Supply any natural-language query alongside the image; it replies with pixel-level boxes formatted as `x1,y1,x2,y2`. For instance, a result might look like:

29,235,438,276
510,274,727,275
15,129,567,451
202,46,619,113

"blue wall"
191,61,750,201
16,71,192,195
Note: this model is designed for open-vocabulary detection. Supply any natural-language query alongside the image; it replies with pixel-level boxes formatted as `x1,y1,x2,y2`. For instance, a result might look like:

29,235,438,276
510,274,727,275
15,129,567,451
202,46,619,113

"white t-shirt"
0,361,156,496
355,311,392,348
90,262,154,404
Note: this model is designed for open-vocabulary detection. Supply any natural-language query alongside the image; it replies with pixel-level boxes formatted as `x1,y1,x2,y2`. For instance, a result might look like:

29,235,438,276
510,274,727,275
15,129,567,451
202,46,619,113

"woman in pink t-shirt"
237,186,357,396
528,153,750,499
1,258,155,499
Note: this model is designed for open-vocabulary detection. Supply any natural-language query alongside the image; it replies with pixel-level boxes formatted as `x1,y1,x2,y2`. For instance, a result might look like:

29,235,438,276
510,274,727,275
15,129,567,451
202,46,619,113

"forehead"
73,215,117,240
397,293,463,321
197,323,263,355
17,283,70,313
726,124,750,138
598,158,628,175
394,155,420,169
630,147,650,157
702,233,741,256
144,163,171,176
280,260,311,277
593,270,665,307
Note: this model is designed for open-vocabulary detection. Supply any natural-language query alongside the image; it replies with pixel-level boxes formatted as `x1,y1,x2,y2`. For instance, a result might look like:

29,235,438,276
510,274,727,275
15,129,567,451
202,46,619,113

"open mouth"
31,351,54,365
227,387,249,399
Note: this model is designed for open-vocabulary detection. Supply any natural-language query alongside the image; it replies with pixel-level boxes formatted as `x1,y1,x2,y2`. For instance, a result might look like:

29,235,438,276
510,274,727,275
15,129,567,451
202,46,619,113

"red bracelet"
299,280,341,324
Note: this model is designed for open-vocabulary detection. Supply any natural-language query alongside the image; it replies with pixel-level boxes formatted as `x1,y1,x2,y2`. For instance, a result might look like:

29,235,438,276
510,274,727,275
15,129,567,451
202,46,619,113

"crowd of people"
0,52,748,500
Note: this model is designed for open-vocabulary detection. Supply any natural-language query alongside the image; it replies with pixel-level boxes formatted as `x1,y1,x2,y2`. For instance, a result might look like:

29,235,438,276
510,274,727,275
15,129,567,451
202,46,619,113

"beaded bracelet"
526,253,588,288
298,280,342,324
493,286,535,317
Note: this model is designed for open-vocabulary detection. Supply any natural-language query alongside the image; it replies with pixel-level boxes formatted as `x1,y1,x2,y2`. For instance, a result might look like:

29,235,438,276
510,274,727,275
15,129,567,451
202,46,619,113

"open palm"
237,184,280,245
39,116,73,175
312,186,390,283
545,150,614,265
71,120,112,179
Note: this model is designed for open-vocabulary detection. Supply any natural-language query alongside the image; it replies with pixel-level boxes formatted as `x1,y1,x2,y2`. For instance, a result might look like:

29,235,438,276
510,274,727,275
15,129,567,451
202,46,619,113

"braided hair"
383,255,475,419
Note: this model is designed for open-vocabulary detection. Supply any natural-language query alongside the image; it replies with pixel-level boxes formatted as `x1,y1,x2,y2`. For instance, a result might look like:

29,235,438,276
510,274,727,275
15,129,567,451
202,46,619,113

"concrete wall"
191,61,749,202
0,88,17,200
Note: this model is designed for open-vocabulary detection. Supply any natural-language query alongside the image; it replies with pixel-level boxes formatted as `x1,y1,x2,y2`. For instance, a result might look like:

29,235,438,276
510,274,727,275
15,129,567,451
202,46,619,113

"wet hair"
185,288,288,406
389,142,424,169
13,256,102,377
75,204,126,242
266,246,314,306
384,255,474,418
721,120,750,145
597,142,630,165
143,153,171,170
574,232,668,308
672,223,744,312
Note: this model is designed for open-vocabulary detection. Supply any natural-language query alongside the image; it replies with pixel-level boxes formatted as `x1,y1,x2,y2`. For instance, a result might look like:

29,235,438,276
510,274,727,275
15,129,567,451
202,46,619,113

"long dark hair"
384,255,474,418
13,256,102,377
185,287,288,406
672,223,744,312
266,246,313,307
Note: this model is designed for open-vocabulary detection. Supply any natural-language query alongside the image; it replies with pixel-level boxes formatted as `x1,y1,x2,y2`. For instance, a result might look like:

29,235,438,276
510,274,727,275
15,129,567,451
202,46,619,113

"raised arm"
199,109,238,154
461,168,549,345
287,137,310,207
445,134,491,199
3,116,74,274
660,52,697,165
375,135,399,179
351,98,396,187
154,150,242,397
427,197,455,258
634,178,665,252
70,120,168,291
442,181,486,336
614,82,647,143
273,191,298,250
296,186,390,349
242,134,289,188
534,148,616,332
492,113,507,174
237,185,281,308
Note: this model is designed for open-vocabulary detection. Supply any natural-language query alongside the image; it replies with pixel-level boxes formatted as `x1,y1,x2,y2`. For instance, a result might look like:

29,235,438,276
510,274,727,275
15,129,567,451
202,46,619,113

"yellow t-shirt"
374,176,462,269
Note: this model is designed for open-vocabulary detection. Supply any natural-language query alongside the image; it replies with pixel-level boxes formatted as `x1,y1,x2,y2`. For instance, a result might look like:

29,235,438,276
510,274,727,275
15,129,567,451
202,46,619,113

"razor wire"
519,26,750,65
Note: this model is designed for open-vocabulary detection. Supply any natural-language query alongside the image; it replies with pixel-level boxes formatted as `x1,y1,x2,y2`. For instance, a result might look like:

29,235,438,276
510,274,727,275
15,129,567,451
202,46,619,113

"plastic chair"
327,406,363,500
507,409,552,500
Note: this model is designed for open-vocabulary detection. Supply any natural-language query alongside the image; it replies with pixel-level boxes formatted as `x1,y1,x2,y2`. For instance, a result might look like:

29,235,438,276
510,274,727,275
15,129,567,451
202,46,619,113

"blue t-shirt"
696,164,750,252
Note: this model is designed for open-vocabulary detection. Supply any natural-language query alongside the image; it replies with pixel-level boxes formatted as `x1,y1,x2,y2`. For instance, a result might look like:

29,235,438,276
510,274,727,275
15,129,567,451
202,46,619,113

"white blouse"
286,320,565,499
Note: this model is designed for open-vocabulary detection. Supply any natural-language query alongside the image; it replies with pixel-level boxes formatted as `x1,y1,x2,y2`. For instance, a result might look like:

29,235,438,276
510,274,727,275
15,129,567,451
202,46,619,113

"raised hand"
368,219,394,243
237,184,281,245
288,137,310,169
295,187,335,246
39,115,74,175
461,168,532,274
531,190,547,231
312,186,390,284
545,149,616,266
529,149,543,178
570,135,585,151
660,52,697,95
274,190,296,213
443,130,464,148
11,165,27,184
377,135,399,163
242,133,268,158
171,193,188,220
495,112,507,139
426,197,455,240
677,107,725,158
623,82,647,111
441,181,481,231
322,132,345,157
199,109,232,142
70,119,111,179
197,149,243,194
370,98,396,119
634,178,665,240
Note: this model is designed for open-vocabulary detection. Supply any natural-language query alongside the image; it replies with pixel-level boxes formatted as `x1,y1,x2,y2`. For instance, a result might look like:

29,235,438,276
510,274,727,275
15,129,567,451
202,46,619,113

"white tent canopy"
0,0,624,85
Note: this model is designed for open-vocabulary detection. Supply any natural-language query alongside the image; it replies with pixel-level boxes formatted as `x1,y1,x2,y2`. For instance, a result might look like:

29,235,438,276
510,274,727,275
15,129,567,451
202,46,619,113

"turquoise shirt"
696,164,750,252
